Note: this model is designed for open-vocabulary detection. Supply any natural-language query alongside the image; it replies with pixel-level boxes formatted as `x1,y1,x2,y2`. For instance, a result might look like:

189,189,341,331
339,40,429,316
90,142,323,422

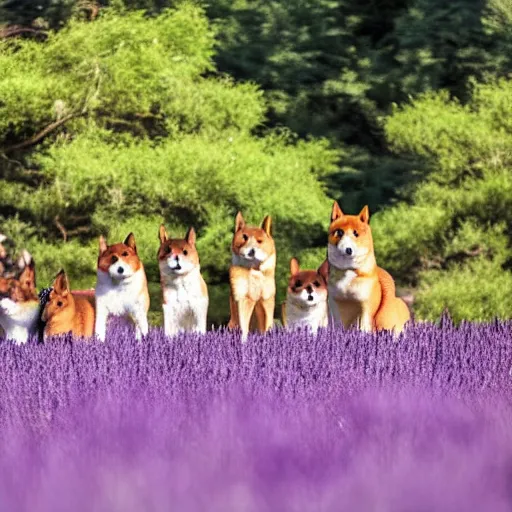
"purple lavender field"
1,320,512,511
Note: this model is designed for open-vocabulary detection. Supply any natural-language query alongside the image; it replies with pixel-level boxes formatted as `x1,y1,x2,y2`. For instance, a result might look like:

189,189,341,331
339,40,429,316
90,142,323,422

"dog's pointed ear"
53,269,69,296
318,259,329,282
124,233,137,253
359,205,370,224
331,201,343,222
19,259,36,289
185,226,196,246
261,215,272,236
99,236,108,255
235,211,245,232
159,224,168,244
290,257,300,276
17,249,33,270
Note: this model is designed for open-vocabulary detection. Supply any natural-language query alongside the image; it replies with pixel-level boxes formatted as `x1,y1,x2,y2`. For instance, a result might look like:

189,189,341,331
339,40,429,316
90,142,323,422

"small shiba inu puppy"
0,253,40,344
282,258,329,334
327,201,410,333
158,224,208,336
95,233,150,342
228,212,276,342
42,270,95,340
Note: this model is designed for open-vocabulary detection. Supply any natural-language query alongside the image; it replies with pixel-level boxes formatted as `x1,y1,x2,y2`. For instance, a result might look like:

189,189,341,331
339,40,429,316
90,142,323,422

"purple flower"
0,321,510,511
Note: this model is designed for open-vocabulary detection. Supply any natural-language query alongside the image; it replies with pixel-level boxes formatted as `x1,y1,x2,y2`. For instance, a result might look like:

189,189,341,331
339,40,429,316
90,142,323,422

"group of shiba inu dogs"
0,203,410,344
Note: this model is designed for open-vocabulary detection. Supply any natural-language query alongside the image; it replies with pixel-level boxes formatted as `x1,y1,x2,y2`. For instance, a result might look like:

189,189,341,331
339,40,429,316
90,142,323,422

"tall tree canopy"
0,5,338,324
1,0,512,322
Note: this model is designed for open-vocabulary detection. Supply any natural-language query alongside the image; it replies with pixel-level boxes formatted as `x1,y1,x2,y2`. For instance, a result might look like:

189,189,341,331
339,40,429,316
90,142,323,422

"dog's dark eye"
165,246,171,254
295,280,302,288
335,229,344,238
257,239,263,244
57,301,63,307
353,230,359,237
111,256,117,264
313,281,321,287
242,234,248,241
183,250,188,256
122,251,129,257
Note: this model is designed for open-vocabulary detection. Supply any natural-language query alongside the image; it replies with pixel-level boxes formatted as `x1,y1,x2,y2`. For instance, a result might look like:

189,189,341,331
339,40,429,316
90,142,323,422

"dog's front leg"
358,306,374,332
94,300,108,342
227,293,238,329
162,304,179,337
237,297,255,343
328,295,343,327
256,297,275,333
193,299,208,334
132,306,149,341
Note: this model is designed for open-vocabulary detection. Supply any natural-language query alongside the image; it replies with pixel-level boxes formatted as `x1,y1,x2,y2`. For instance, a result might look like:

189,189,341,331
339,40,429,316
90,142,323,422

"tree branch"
0,26,47,40
1,112,82,154
54,216,68,242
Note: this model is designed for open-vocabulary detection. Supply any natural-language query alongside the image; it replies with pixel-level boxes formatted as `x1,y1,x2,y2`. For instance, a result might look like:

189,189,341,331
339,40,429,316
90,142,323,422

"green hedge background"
1,0,511,324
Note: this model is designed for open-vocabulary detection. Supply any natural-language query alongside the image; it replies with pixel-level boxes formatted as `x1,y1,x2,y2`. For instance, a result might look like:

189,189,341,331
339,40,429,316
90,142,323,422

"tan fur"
0,256,40,343
42,270,95,339
157,224,209,336
327,202,410,333
228,212,276,342
95,233,150,341
281,258,328,333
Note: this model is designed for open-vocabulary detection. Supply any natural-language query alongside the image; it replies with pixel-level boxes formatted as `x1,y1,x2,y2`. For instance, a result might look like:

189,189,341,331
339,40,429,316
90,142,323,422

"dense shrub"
372,80,512,322
0,6,339,324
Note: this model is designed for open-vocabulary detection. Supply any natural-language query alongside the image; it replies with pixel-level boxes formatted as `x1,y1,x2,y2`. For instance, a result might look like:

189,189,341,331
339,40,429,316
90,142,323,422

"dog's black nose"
248,248,255,257
117,266,124,274
307,295,314,301
345,248,353,256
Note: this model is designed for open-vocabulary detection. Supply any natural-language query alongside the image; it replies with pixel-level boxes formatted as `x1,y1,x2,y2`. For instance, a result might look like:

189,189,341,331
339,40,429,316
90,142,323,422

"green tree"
0,5,339,325
372,81,512,322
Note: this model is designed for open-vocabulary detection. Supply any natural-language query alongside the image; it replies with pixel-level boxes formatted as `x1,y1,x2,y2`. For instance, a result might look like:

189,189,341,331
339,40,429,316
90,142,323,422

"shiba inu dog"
327,201,410,333
228,212,276,342
0,253,40,343
94,233,150,342
42,270,95,340
158,224,208,336
282,258,329,333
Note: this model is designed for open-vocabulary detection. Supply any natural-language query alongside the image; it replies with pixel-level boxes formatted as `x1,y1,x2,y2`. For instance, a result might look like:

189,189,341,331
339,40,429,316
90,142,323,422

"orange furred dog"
158,224,208,336
42,270,95,340
282,258,329,334
228,212,276,342
0,252,40,344
327,202,410,333
95,233,150,342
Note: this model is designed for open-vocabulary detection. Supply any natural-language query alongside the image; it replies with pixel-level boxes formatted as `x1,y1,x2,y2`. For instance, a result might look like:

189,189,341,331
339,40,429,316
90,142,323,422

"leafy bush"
0,6,338,324
372,80,512,321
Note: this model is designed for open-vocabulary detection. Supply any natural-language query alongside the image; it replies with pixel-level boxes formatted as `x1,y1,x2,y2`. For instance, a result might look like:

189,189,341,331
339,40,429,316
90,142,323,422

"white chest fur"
161,268,208,336
95,268,149,341
0,298,40,344
96,269,147,314
328,269,372,302
285,300,328,334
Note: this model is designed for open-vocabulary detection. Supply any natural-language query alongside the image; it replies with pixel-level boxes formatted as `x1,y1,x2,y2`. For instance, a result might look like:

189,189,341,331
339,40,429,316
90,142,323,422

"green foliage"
5,0,512,214
3,0,512,324
415,258,512,323
0,6,338,325
373,80,512,321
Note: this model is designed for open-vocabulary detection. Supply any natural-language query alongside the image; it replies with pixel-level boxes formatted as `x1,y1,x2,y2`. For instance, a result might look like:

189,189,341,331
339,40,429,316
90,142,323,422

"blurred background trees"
1,0,511,323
